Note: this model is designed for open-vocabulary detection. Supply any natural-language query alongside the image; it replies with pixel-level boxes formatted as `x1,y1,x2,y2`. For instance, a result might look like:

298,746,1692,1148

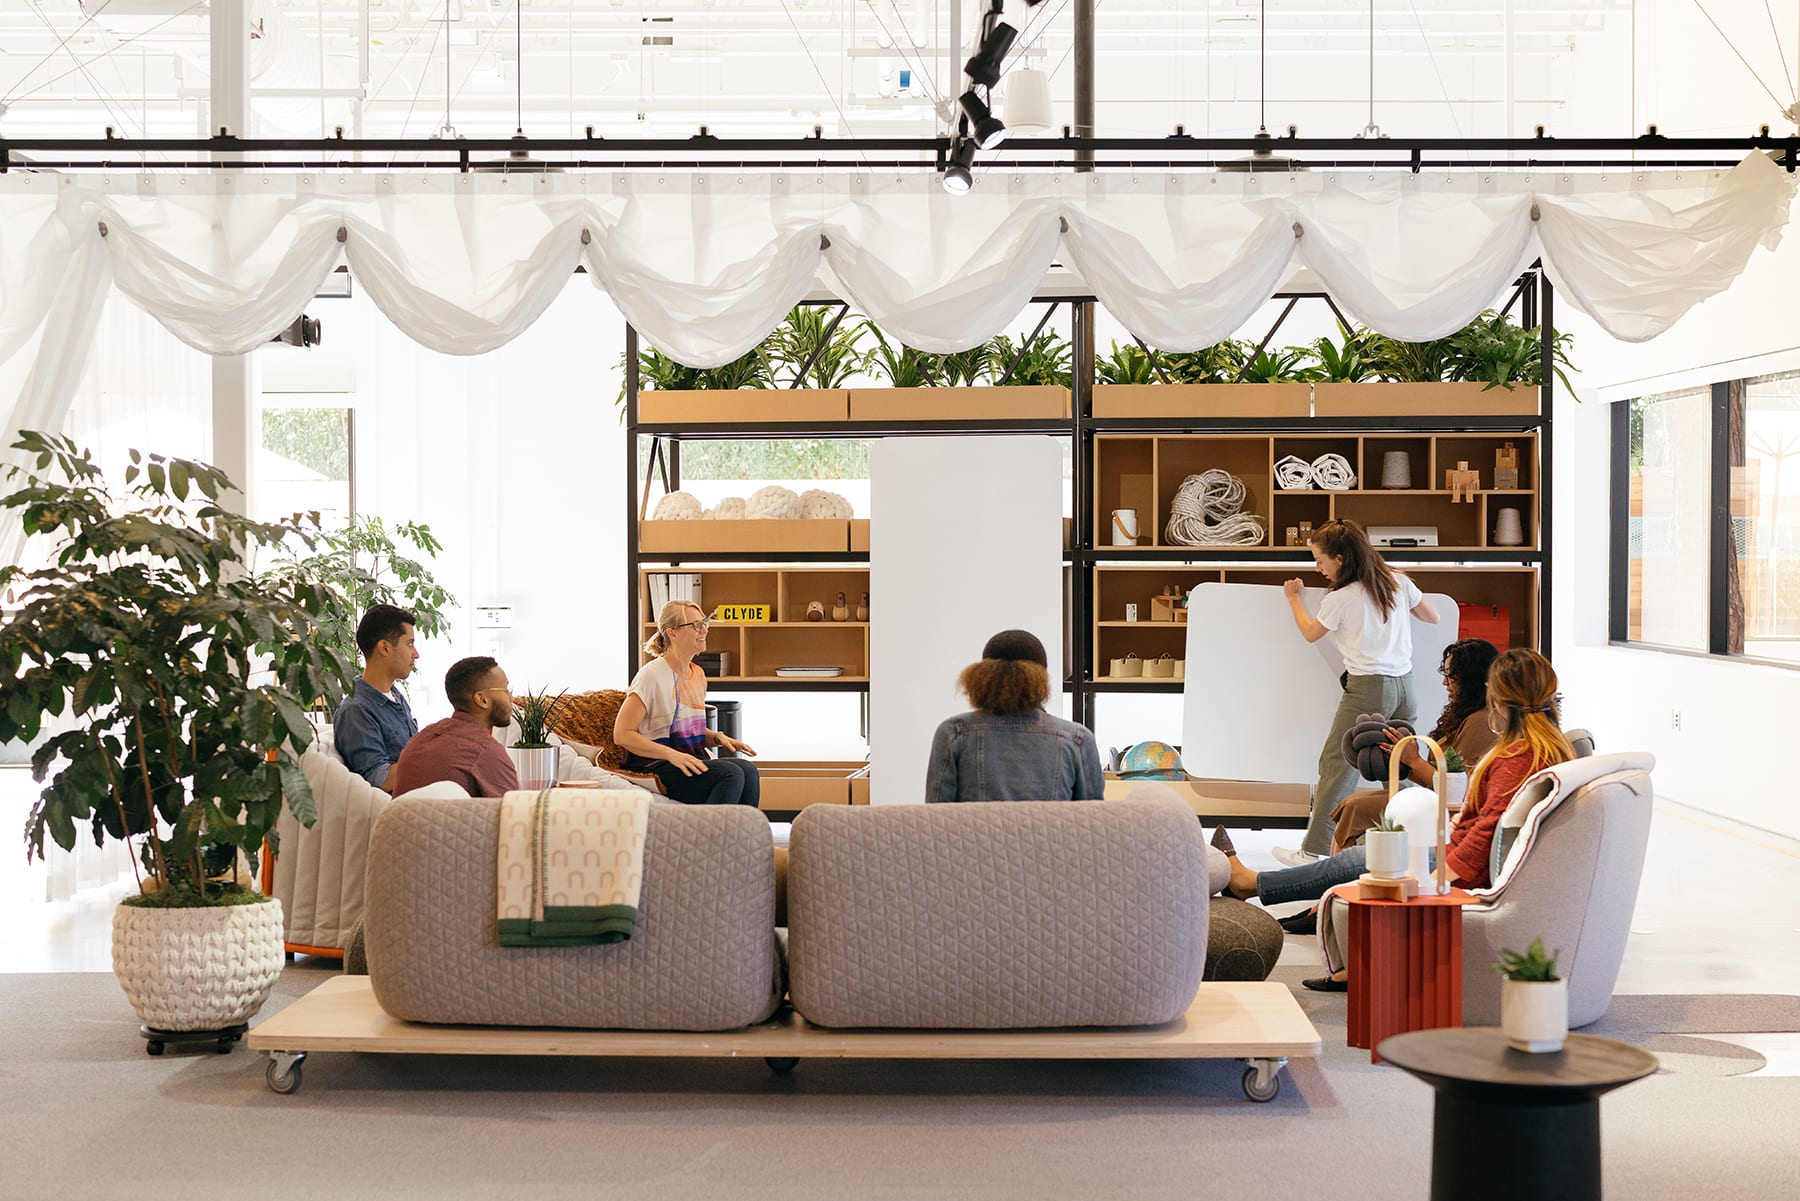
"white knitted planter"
112,897,285,1031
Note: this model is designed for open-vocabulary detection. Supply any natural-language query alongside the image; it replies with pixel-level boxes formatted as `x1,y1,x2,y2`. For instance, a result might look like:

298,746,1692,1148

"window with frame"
1737,374,1800,664
1620,388,1711,651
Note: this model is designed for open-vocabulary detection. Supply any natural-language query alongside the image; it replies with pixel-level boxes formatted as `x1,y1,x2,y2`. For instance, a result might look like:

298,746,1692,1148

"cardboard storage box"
755,761,871,811
849,386,1069,423
639,519,849,554
1312,383,1539,418
1092,384,1311,419
638,388,849,425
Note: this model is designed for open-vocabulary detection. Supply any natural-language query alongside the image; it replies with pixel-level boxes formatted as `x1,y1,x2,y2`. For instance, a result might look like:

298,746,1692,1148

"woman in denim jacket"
924,629,1105,803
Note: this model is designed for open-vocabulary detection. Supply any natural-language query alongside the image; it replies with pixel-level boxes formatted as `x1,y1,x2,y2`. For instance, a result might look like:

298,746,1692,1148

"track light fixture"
941,136,977,195
964,22,1017,89
959,90,1008,150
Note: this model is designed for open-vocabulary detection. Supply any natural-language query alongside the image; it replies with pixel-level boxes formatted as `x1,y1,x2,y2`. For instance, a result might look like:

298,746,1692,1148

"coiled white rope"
1165,469,1267,546
1274,455,1314,489
1310,453,1357,490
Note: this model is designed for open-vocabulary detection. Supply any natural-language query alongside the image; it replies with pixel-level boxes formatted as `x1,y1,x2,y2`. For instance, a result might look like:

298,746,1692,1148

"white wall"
1547,1,1800,838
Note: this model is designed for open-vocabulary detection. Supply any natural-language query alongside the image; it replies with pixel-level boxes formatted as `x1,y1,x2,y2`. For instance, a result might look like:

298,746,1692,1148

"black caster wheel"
215,1037,235,1054
265,1059,303,1095
146,1040,165,1057
1242,1065,1279,1102
764,1057,798,1074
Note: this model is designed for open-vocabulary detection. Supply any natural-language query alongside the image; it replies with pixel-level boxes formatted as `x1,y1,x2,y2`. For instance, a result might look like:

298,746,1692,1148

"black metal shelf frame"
626,277,1557,736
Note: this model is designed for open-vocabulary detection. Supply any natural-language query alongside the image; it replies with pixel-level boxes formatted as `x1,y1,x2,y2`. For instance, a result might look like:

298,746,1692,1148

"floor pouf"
1203,898,1283,982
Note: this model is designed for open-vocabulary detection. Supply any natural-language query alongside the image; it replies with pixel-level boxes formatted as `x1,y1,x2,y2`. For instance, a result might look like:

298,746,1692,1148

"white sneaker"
1272,846,1324,868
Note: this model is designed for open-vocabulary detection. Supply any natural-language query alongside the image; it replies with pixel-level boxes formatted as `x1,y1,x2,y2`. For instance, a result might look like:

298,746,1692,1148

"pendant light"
1217,0,1304,173
1001,68,1054,136
474,0,561,173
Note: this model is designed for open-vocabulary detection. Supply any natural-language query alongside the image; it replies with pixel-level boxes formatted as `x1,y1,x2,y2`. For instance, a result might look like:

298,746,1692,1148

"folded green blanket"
496,789,649,947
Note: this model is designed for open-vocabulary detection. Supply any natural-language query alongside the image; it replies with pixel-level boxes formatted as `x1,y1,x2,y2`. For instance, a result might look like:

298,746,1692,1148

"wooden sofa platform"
249,976,1321,1102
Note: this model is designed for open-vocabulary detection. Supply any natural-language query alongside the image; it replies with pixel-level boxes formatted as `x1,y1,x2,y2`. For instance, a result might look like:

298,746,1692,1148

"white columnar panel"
870,436,1064,805
1181,582,1459,784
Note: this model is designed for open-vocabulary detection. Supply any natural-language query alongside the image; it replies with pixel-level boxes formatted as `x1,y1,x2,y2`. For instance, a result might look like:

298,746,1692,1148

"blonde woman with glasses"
613,601,761,806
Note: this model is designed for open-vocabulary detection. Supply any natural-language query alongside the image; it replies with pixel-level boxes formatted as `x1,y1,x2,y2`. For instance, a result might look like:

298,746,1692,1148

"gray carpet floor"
2,963,1797,1201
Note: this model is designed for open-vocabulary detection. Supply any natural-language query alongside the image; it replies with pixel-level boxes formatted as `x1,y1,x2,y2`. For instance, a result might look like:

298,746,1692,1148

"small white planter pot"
1365,829,1410,879
1501,977,1569,1053
112,897,285,1031
508,745,560,790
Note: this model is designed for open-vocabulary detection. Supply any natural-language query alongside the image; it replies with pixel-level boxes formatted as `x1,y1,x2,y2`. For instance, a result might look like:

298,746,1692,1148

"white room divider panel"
869,437,1064,806
1181,582,1458,784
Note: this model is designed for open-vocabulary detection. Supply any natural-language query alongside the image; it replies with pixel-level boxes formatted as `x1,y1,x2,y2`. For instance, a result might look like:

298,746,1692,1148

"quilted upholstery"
786,795,1208,1029
363,797,782,1030
272,737,390,952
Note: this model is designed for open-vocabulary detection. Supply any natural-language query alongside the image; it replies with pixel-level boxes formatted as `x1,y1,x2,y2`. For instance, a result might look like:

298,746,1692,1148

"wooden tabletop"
1330,883,1479,908
1378,1028,1660,1093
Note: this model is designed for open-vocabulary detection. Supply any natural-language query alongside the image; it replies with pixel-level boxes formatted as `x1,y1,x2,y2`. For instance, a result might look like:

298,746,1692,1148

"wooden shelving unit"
637,566,870,683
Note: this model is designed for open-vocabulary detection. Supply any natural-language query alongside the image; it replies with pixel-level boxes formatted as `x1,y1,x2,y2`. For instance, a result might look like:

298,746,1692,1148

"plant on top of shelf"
1238,346,1324,384
1159,340,1251,384
1096,341,1158,385
700,345,775,391
1312,330,1381,383
628,345,707,391
930,345,991,387
767,305,869,389
1446,310,1578,396
986,330,1073,388
1359,330,1457,384
863,323,940,388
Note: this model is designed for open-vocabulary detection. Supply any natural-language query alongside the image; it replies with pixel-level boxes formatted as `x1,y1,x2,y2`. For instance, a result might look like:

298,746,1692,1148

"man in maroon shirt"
388,656,522,798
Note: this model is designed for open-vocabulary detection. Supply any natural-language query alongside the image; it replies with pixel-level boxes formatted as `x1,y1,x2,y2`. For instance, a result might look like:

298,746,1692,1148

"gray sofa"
786,795,1210,1029
363,798,784,1030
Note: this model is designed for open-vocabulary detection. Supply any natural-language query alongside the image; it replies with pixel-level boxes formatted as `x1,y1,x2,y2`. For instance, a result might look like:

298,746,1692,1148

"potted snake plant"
1496,938,1568,1052
508,688,567,790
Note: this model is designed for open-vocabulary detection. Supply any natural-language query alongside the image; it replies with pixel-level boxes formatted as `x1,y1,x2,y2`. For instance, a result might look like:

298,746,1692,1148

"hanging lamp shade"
1002,69,1054,135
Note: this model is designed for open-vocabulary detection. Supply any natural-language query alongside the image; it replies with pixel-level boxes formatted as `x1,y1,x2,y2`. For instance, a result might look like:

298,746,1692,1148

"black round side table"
1378,1027,1659,1201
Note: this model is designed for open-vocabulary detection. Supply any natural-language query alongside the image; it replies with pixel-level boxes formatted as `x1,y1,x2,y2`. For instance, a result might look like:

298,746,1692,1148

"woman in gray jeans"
924,629,1105,803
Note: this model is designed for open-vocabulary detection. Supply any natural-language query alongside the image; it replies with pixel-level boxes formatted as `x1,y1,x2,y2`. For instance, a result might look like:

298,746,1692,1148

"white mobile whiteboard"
869,437,1065,806
1180,582,1460,784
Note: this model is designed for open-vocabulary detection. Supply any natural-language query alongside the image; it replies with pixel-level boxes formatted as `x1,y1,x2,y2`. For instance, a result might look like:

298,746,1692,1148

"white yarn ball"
798,489,853,520
704,497,747,521
652,491,704,521
745,485,801,520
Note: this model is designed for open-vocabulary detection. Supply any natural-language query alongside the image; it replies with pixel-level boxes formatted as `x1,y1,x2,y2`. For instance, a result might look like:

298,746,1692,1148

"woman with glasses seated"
925,629,1105,803
613,602,761,807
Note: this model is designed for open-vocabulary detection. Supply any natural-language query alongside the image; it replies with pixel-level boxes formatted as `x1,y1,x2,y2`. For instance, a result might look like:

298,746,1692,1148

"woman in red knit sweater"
1226,649,1574,929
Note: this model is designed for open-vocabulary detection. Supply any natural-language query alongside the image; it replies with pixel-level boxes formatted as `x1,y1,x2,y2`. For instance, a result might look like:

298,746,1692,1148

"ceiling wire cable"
858,0,945,112
2,1,205,107
774,0,875,162
0,2,102,106
1404,0,1466,148
1690,1,1787,110
1763,0,1796,102
23,0,147,140
387,17,444,161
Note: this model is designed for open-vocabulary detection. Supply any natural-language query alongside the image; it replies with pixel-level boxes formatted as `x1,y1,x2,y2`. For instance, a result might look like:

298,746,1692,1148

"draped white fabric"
1,154,1793,452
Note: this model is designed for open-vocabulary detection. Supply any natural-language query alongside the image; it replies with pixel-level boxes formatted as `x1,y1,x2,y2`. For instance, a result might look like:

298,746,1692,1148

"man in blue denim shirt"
333,604,422,791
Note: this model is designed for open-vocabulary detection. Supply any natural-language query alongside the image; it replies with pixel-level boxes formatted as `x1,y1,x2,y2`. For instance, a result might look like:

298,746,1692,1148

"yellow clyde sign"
713,603,771,623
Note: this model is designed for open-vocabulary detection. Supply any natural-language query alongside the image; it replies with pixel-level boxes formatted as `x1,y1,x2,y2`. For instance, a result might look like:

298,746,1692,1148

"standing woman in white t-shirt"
613,601,761,806
1279,520,1438,863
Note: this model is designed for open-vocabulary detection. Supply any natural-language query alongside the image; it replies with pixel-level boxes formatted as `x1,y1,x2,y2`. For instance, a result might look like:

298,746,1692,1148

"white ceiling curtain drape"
1,152,1793,464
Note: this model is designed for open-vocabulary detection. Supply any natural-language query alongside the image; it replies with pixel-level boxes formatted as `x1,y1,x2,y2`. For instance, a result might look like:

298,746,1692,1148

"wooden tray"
638,388,849,425
1312,383,1539,418
1092,384,1311,419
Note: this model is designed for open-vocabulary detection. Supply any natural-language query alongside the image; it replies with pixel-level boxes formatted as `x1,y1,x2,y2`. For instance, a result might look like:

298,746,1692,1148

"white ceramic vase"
1111,508,1140,547
112,897,285,1031
508,745,560,790
1501,977,1569,1052
1365,829,1410,879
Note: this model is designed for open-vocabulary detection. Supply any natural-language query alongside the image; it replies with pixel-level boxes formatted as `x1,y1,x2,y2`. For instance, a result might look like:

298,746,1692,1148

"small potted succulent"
508,688,566,790
1495,938,1568,1053
1364,814,1410,880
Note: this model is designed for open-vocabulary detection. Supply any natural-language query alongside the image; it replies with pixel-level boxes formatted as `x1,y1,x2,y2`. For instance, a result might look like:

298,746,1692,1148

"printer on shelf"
1368,525,1440,548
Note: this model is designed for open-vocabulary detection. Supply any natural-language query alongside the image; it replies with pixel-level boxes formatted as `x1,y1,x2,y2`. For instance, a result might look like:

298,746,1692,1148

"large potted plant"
508,687,566,790
1495,938,1568,1053
260,513,455,711
0,432,353,1051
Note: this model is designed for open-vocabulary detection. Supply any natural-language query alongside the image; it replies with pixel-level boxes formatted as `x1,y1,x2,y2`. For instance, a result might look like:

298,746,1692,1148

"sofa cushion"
364,798,782,1030
786,795,1209,1029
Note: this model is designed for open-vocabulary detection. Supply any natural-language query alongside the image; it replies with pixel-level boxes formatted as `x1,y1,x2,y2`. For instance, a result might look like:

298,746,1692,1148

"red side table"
1331,883,1477,1063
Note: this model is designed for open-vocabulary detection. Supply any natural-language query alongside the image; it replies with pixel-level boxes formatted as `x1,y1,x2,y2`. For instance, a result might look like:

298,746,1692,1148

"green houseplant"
507,687,567,789
1495,937,1568,1052
1364,814,1409,880
767,305,869,389
261,514,455,711
864,324,940,388
1096,341,1158,386
0,432,353,1039
986,331,1073,388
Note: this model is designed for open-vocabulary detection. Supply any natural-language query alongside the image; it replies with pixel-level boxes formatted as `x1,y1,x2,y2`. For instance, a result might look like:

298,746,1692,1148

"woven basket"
112,897,285,1031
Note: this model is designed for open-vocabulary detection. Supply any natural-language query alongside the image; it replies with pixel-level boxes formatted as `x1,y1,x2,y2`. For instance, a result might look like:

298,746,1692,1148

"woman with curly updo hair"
924,629,1105,803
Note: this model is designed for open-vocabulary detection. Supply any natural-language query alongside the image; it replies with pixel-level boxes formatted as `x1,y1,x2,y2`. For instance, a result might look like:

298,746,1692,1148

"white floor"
5,767,1798,1064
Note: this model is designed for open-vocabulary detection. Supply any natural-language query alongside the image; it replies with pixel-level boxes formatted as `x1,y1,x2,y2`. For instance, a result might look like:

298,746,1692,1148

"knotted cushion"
786,795,1208,1029
1202,899,1283,982
1341,713,1415,783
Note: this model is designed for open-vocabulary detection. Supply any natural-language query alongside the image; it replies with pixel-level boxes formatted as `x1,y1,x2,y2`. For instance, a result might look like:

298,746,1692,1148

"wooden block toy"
1357,873,1421,902
1151,585,1188,623
1494,441,1520,490
1444,460,1481,502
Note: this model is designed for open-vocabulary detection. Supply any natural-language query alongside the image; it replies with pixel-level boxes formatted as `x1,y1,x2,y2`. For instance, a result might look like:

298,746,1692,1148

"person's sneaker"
1271,846,1324,868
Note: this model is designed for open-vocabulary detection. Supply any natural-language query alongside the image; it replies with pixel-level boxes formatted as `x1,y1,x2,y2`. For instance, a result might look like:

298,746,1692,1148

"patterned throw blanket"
496,789,650,947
